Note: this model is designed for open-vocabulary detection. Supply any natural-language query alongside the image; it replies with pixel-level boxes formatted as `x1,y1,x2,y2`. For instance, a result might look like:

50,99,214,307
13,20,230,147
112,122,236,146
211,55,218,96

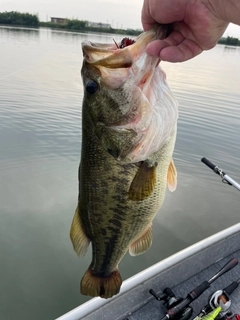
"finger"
141,3,156,31
146,39,171,56
146,30,203,62
160,40,203,62
142,20,155,31
146,31,185,56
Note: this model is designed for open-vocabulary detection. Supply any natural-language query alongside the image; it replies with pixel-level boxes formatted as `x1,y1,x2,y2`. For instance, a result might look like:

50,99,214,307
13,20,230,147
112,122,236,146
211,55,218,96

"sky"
1,0,240,37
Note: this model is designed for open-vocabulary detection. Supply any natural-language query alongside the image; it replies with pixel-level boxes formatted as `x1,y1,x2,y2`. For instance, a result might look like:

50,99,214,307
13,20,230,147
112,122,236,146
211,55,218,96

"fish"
70,25,178,299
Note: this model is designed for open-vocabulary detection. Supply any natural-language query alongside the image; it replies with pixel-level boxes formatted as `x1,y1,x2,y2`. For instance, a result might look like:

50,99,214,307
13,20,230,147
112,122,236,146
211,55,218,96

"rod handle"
163,282,210,319
208,258,238,284
164,297,191,319
201,157,217,171
188,281,210,300
224,280,240,296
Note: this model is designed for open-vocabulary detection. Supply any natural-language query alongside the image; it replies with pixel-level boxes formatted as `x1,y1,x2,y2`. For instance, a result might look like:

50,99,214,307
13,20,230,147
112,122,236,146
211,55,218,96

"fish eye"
86,79,99,94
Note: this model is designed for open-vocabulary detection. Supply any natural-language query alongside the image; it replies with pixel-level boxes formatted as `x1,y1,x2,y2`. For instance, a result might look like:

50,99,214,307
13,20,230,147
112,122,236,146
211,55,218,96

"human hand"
141,0,229,62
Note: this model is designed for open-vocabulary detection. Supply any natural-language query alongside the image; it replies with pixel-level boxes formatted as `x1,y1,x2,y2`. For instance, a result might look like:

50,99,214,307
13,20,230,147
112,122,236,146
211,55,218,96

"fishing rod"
194,278,240,319
201,158,240,191
157,258,238,320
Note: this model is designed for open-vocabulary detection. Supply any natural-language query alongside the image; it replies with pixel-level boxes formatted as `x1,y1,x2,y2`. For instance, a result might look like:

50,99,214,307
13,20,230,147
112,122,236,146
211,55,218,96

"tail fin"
81,267,122,299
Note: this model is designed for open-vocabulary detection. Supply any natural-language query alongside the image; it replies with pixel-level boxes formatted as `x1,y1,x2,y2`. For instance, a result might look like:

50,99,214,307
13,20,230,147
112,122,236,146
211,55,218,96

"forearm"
207,0,240,25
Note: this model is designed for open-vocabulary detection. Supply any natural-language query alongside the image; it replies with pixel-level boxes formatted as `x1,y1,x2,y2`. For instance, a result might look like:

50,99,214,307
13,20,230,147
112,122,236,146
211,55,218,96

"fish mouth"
82,25,168,70
119,37,136,49
82,25,169,128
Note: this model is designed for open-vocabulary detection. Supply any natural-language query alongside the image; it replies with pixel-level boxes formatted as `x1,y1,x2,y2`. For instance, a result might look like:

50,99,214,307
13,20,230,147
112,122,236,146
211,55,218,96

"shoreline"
0,23,239,46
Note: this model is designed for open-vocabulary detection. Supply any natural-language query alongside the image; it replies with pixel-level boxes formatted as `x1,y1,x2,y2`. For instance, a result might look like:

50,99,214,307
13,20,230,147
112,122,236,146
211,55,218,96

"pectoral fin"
129,223,152,256
70,205,90,257
167,159,177,192
128,161,157,201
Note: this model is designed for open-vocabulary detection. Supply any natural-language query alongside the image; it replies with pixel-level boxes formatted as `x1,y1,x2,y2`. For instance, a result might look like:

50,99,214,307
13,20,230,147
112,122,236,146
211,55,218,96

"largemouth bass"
70,25,178,299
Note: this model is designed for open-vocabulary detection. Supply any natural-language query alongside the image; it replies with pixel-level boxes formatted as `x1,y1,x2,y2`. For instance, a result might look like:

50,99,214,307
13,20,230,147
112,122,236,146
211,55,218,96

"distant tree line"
40,20,141,36
0,11,141,36
66,19,87,30
0,11,39,26
218,36,240,46
40,19,87,31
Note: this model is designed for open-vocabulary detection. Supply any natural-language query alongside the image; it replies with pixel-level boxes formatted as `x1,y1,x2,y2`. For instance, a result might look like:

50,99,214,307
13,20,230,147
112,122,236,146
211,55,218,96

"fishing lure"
194,307,222,320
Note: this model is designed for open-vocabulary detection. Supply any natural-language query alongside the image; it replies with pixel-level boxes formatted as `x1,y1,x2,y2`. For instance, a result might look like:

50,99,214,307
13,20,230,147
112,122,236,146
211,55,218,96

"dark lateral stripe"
108,218,122,228
100,279,105,297
99,234,119,272
101,228,107,236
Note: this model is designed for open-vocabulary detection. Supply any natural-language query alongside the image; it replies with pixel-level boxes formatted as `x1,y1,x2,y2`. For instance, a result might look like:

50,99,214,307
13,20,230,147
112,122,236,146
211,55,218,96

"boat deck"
85,230,240,320
124,251,240,320
57,224,240,320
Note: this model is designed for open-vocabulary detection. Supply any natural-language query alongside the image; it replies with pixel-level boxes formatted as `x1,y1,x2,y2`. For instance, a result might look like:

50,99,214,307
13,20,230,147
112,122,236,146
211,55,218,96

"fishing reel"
194,276,240,320
208,290,231,318
149,288,193,320
149,259,238,320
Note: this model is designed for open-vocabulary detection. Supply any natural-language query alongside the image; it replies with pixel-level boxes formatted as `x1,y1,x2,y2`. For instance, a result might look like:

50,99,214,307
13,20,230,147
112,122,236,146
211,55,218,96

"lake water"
0,26,239,320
